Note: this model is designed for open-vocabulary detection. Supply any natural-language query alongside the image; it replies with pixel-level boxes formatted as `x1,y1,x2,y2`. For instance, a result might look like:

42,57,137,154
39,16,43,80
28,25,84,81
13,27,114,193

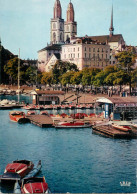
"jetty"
26,115,53,128
92,125,135,139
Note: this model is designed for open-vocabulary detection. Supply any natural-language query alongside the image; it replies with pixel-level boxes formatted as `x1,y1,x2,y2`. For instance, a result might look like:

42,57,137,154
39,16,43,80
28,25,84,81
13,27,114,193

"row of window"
63,47,109,53
83,62,108,68
52,23,75,31
63,53,108,59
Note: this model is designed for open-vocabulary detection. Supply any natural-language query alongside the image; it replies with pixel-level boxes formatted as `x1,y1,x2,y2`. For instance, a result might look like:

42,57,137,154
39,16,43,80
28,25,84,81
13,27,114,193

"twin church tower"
50,0,77,44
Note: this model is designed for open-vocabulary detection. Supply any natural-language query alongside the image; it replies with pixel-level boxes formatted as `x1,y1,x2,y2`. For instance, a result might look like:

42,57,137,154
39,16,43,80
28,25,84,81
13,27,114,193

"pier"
26,115,53,128
92,125,135,139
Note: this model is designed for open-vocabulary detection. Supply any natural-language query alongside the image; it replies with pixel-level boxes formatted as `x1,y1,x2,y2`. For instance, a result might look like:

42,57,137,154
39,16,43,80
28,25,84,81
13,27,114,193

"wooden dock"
26,115,53,128
92,125,135,139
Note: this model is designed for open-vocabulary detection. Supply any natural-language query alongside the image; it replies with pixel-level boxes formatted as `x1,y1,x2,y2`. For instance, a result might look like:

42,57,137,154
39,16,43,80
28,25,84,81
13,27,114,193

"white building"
61,37,110,70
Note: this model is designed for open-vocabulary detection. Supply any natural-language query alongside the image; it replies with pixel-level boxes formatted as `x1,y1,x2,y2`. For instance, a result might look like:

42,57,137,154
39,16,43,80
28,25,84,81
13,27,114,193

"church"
38,0,125,72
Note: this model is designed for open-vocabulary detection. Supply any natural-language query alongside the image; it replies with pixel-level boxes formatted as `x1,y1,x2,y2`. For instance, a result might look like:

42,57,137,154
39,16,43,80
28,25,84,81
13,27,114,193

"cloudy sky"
0,0,137,59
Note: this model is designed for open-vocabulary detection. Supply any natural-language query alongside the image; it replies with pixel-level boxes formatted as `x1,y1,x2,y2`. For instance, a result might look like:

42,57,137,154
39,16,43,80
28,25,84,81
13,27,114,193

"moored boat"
9,111,25,122
27,111,36,115
21,177,50,193
112,124,132,132
0,160,34,181
55,121,92,128
9,111,30,123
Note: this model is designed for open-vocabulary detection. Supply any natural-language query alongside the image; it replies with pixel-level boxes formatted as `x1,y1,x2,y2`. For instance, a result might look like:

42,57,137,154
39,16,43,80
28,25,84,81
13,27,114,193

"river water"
0,95,136,193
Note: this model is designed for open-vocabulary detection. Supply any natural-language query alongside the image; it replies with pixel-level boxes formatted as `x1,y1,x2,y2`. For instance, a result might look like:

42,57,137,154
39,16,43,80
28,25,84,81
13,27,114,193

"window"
53,23,56,29
89,48,91,52
53,32,56,42
85,53,86,58
102,54,103,58
102,48,104,52
113,61,115,64
67,25,69,31
73,48,75,52
78,47,79,51
97,48,99,52
49,53,51,56
89,53,91,58
78,53,79,58
106,54,107,59
93,48,95,52
60,33,62,41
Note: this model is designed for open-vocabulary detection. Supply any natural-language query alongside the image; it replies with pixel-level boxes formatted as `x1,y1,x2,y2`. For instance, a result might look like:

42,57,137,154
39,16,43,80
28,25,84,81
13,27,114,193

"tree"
71,71,83,85
25,66,37,84
4,57,25,84
113,70,129,91
52,60,78,83
60,71,75,86
41,72,53,85
116,51,136,94
93,71,105,86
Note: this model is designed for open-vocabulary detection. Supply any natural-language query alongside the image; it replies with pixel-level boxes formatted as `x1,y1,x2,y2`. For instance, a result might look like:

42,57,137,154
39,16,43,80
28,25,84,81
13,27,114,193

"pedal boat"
21,177,50,193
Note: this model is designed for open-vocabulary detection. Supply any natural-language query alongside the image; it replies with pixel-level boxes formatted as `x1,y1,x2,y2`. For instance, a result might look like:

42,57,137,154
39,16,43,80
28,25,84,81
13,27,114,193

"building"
38,44,61,72
96,96,137,120
31,90,65,105
38,0,126,72
61,37,110,70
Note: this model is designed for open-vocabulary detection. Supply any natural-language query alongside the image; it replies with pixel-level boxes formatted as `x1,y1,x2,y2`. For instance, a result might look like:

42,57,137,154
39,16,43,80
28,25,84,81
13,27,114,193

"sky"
0,0,137,59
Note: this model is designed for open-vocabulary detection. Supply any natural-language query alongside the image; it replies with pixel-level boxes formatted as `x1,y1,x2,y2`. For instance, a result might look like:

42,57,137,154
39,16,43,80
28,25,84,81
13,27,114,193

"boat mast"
18,48,20,103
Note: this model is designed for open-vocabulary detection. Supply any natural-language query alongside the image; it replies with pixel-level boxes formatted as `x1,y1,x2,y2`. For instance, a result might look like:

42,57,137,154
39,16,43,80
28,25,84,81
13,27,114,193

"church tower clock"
50,0,64,44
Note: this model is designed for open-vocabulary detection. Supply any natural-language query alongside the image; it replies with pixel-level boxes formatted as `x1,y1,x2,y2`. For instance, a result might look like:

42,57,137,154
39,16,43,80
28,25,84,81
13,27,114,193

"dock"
92,125,135,139
26,115,53,128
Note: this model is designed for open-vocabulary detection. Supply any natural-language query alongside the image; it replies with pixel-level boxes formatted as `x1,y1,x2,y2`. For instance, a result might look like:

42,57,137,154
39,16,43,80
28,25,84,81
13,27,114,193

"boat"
9,111,30,123
21,177,50,193
0,160,34,181
23,160,42,179
55,121,92,128
27,111,36,115
40,111,49,116
112,124,132,132
14,161,42,194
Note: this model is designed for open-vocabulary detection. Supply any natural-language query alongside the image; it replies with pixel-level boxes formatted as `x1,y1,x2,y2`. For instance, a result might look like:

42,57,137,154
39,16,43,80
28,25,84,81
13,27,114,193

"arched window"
53,32,56,43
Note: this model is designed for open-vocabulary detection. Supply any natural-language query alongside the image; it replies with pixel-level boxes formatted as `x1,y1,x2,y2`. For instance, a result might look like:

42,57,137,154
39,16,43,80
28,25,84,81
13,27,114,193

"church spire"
67,1,74,22
54,0,62,19
109,5,114,36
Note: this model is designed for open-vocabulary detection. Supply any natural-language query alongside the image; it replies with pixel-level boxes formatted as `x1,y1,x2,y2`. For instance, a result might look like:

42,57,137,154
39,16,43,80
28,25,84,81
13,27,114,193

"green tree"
4,57,25,84
116,51,135,94
41,72,53,85
60,71,75,86
71,71,83,85
93,71,105,86
52,60,78,83
25,66,37,84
